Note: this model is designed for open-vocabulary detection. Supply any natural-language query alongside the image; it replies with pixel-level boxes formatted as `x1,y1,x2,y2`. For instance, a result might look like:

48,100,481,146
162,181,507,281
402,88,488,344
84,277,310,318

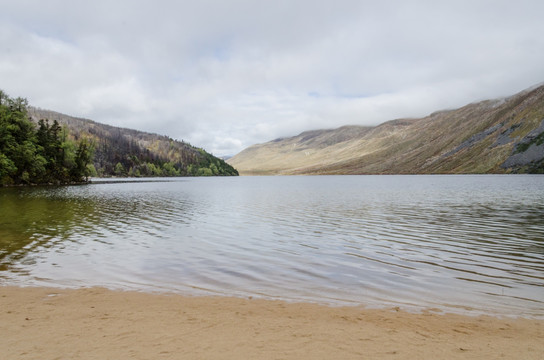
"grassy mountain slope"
28,108,238,177
228,84,544,175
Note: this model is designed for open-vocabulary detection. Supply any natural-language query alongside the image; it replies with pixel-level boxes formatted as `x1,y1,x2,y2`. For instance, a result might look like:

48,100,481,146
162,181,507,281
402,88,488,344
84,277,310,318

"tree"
114,162,126,176
71,138,95,181
0,152,16,184
0,90,95,185
86,163,98,177
0,92,40,184
163,162,180,176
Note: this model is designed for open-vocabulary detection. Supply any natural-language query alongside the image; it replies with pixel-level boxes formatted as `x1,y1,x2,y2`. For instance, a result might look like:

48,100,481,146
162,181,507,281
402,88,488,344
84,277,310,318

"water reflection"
1,175,543,318
0,187,84,269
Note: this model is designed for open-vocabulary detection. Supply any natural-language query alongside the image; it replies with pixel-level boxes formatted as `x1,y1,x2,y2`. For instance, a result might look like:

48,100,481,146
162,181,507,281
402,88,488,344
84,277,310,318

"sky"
1,0,543,157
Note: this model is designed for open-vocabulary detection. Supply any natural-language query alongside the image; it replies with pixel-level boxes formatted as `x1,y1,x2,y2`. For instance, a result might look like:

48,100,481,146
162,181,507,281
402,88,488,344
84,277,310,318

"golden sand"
1,286,542,359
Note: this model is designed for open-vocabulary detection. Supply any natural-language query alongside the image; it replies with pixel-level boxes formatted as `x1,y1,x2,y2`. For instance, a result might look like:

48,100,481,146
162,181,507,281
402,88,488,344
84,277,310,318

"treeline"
0,91,93,185
5,93,238,183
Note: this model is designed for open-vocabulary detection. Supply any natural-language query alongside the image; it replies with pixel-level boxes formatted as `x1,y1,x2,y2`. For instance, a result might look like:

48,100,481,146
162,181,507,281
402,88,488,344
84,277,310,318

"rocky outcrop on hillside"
501,119,544,171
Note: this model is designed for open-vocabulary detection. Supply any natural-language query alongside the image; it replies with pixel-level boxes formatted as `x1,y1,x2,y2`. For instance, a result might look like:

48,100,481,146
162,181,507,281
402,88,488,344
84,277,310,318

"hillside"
228,84,544,175
27,108,238,177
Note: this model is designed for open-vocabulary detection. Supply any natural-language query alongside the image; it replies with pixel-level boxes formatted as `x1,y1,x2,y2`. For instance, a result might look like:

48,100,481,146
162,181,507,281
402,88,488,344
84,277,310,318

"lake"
1,175,543,318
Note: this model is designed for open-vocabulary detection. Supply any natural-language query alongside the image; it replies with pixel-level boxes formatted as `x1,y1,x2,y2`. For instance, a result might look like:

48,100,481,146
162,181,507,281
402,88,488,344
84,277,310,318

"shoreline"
1,286,543,359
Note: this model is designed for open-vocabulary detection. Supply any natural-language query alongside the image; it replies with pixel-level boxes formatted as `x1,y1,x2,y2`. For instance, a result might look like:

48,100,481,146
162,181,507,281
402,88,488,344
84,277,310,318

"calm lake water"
1,175,543,318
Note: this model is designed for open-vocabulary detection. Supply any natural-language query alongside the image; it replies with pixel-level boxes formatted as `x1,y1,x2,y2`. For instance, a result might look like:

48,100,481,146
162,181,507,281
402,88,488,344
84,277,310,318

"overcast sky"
1,0,543,156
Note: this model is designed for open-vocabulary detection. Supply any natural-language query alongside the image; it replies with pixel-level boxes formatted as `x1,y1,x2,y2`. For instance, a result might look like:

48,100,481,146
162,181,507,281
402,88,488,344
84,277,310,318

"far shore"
1,286,542,359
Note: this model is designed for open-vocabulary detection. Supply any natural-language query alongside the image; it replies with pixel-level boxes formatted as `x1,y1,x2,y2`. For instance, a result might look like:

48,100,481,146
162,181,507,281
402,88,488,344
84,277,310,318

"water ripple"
1,175,543,318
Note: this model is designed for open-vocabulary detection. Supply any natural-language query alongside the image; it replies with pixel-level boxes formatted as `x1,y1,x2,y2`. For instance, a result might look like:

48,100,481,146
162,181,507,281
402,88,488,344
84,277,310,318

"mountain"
228,84,544,175
27,108,239,177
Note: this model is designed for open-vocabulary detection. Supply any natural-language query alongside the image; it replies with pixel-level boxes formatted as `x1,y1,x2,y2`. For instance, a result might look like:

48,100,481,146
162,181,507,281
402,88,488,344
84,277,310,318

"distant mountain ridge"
228,83,544,175
28,108,238,177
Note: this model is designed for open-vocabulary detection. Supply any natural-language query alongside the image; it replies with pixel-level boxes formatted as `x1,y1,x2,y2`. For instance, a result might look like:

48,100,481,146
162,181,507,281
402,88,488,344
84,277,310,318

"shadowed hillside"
228,84,544,175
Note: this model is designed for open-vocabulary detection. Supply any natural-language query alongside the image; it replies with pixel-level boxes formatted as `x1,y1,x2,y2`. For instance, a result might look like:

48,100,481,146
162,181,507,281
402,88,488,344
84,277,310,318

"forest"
0,91,93,185
1,90,238,186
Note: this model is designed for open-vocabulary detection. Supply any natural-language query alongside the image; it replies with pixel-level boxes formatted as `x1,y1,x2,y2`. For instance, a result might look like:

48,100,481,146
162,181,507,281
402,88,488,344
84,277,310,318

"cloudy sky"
1,0,543,156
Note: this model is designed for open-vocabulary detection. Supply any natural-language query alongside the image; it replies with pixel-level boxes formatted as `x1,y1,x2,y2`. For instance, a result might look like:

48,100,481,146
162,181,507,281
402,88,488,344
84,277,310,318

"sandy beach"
1,286,542,360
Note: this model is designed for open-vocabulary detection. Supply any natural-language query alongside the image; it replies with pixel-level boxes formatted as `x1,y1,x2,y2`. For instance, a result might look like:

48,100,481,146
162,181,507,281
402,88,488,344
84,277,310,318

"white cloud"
1,0,543,156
